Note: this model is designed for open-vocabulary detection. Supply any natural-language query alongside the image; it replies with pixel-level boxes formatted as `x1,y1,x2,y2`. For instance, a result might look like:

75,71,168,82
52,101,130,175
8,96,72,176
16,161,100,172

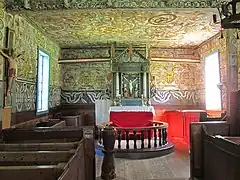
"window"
36,49,50,115
204,51,222,111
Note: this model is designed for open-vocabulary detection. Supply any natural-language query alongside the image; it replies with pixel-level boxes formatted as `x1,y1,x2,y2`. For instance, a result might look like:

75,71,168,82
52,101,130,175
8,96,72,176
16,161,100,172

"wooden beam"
150,57,200,63
58,58,110,64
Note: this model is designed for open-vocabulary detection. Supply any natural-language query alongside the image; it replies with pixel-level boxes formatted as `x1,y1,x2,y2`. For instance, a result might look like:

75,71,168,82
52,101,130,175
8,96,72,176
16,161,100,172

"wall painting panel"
150,61,202,105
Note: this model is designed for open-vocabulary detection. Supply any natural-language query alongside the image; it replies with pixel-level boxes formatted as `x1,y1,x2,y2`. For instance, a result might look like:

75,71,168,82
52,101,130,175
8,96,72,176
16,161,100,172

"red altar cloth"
110,112,153,128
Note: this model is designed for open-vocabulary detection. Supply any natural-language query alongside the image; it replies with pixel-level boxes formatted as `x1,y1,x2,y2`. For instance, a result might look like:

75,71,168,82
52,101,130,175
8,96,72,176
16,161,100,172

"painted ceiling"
24,9,220,48
5,0,226,10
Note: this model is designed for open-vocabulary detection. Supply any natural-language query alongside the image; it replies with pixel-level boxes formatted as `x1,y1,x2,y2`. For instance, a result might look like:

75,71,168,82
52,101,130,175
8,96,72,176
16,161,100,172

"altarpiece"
111,48,149,106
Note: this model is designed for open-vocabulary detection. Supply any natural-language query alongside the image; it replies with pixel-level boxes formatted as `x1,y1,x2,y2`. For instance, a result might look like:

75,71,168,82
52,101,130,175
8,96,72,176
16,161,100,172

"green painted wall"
61,62,111,91
0,4,60,113
5,13,60,85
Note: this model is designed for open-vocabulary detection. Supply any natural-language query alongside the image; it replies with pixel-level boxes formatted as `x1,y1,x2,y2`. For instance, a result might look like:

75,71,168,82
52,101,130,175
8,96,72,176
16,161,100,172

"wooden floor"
96,142,190,180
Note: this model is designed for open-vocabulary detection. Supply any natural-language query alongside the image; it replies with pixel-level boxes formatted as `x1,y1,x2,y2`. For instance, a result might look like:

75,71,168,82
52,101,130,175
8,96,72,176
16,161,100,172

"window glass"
36,49,50,115
205,51,222,110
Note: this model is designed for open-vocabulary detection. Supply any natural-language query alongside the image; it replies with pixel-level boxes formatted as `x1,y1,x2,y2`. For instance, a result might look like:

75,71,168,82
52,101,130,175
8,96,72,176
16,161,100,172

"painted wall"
61,63,111,91
150,61,202,106
60,47,149,104
60,62,112,104
60,47,204,106
0,7,60,113
60,48,112,104
197,34,227,110
150,62,201,90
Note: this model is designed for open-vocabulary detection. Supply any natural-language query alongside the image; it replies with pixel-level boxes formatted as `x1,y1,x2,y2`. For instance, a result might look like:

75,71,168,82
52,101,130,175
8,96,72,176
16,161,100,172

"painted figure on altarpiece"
123,76,139,98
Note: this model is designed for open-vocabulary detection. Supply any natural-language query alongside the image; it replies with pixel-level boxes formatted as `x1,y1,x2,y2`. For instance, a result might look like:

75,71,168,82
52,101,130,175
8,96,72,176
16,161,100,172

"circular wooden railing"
96,121,168,151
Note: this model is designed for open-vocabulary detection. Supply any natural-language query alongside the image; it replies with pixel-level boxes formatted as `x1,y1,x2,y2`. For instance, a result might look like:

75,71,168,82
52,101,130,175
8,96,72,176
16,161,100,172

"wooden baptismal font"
101,126,116,180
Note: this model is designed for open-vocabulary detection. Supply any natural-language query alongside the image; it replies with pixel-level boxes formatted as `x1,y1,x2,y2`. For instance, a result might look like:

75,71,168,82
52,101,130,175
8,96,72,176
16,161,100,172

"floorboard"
96,142,190,180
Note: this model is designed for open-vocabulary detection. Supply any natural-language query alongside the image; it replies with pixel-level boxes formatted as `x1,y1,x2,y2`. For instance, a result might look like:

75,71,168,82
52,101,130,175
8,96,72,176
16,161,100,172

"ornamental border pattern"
16,79,61,112
150,88,200,105
61,90,110,104
6,0,227,11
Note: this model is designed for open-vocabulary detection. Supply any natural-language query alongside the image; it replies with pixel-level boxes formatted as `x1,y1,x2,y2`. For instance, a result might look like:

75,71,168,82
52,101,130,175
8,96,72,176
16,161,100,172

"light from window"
205,51,222,111
36,49,50,115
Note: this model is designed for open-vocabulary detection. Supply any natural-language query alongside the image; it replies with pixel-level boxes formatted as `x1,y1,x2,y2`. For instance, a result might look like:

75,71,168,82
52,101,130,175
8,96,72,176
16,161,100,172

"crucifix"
123,76,138,97
0,49,22,96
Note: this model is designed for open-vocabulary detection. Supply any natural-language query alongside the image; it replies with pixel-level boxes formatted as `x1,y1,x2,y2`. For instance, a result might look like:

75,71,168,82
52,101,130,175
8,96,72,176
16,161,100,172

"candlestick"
143,72,147,97
116,72,119,96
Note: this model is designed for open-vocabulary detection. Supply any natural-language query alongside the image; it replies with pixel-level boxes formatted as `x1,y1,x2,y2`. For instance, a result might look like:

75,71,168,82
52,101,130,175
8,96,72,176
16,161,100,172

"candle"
143,73,147,97
116,72,119,96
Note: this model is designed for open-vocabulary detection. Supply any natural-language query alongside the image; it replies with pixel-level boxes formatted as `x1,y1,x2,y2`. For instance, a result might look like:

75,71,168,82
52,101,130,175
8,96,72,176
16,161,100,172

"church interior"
0,0,239,180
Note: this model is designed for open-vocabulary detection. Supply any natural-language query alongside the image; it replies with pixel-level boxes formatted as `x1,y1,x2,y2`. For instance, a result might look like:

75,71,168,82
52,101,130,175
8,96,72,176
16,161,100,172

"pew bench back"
0,127,95,180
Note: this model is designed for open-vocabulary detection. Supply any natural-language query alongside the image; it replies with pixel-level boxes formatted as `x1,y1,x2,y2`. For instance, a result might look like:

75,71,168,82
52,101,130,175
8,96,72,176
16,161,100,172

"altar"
109,106,155,128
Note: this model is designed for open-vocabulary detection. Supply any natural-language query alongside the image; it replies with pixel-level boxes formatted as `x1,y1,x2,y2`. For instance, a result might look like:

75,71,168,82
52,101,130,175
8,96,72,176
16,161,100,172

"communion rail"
97,121,169,151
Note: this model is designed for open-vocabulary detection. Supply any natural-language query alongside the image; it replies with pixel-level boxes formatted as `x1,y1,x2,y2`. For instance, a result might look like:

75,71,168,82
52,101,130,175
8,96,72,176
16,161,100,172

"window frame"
204,50,222,111
35,48,50,115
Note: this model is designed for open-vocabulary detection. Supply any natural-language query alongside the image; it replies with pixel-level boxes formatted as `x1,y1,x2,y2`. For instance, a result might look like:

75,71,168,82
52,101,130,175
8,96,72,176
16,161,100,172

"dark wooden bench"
190,121,240,180
14,115,86,128
35,119,63,127
0,127,95,180
57,104,95,126
0,164,65,180
203,135,240,180
190,121,230,179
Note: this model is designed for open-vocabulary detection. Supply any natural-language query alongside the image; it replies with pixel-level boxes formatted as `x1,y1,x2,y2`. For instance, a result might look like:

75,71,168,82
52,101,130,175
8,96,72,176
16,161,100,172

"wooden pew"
0,150,75,165
0,164,65,180
203,135,240,180
60,116,79,126
0,141,79,151
35,119,61,127
59,142,85,180
0,141,85,179
57,104,95,126
1,127,83,142
14,115,82,129
12,115,54,129
190,121,230,179
51,121,66,128
0,127,95,180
